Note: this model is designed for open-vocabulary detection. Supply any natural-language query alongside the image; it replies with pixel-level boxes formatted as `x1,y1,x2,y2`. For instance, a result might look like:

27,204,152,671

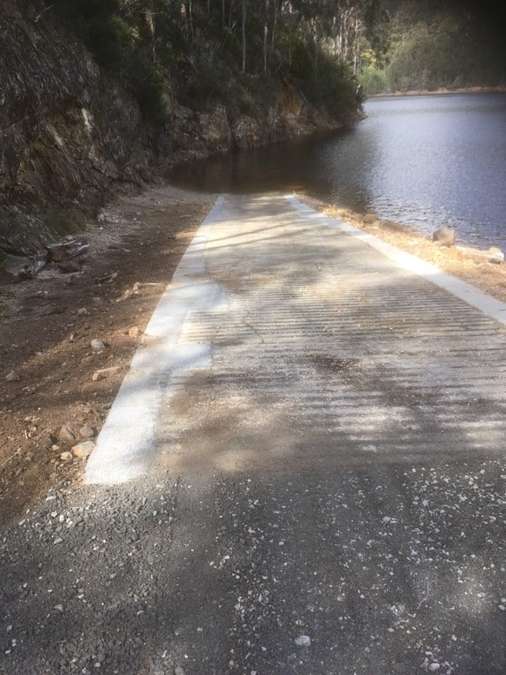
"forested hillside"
359,0,506,94
51,0,364,123
1,0,367,254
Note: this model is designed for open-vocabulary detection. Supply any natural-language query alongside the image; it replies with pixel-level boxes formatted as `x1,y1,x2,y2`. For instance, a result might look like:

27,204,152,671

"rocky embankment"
0,1,348,257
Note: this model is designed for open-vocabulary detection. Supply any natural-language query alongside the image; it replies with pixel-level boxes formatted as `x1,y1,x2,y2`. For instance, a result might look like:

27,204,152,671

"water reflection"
171,93,506,248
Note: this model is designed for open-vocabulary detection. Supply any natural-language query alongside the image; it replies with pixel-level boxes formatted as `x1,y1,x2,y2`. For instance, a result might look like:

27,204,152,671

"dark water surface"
171,93,506,249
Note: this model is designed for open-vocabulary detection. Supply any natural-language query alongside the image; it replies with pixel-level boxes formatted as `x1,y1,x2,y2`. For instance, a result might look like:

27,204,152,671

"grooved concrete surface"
155,195,506,476
1,194,506,675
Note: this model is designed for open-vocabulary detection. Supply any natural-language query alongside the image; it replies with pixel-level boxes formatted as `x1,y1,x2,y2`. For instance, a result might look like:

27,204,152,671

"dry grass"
301,195,506,304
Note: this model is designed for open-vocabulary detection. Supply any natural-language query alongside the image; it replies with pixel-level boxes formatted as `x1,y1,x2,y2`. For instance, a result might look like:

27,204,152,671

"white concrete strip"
85,197,225,484
287,196,506,327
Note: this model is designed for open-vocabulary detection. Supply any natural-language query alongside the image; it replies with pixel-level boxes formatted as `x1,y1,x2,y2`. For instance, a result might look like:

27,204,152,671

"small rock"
59,451,73,462
294,635,311,647
128,326,140,338
429,664,440,673
77,307,88,316
488,246,504,264
57,260,81,274
5,371,20,382
432,226,456,247
90,339,106,352
382,219,405,232
174,668,185,675
72,440,95,460
92,366,120,382
79,424,95,439
57,425,76,444
362,213,377,225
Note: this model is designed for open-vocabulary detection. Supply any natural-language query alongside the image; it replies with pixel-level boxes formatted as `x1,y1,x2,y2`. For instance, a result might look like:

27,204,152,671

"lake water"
171,93,506,249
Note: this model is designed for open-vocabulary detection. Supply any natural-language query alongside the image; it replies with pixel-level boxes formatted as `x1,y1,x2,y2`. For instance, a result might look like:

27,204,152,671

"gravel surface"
0,461,505,674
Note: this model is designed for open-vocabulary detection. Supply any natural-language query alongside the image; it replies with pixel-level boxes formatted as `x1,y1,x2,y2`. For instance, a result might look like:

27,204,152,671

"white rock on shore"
488,246,504,264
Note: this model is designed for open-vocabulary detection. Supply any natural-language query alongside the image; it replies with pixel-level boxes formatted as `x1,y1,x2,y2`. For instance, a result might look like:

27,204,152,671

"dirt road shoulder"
0,184,214,525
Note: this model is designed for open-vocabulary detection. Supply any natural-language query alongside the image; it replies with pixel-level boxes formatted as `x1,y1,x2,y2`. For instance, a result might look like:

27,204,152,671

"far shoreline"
368,85,506,99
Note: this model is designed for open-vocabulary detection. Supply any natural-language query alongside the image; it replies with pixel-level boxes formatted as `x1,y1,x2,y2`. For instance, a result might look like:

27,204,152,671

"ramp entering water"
86,193,506,483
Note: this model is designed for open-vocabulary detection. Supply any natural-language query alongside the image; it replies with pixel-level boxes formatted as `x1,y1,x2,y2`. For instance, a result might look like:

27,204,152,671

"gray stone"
92,366,120,382
91,339,106,352
488,246,504,264
5,371,20,382
58,425,76,444
79,424,95,439
294,635,311,647
432,225,456,246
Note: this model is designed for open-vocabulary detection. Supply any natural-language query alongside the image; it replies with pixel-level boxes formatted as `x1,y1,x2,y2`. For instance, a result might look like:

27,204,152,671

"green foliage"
129,59,168,124
301,56,358,118
359,65,387,95
50,0,362,124
359,0,506,94
52,0,167,123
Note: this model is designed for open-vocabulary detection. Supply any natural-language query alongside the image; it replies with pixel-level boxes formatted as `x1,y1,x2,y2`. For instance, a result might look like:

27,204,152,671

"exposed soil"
301,195,506,303
0,184,214,526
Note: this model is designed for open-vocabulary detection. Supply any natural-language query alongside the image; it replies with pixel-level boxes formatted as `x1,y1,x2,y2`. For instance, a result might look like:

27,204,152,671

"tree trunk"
241,0,247,73
186,0,193,39
353,15,360,75
271,0,278,62
144,6,156,63
263,0,269,73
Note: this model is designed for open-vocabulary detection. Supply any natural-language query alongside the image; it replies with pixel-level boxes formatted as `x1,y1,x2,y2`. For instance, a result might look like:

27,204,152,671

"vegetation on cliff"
50,0,366,124
2,1,369,254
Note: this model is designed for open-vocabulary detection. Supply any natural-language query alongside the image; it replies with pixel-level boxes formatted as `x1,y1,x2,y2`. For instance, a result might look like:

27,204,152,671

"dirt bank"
0,184,214,526
301,196,506,303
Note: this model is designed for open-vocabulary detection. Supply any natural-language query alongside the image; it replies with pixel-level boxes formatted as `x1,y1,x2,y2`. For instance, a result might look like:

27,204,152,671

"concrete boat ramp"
87,193,506,484
2,193,505,674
